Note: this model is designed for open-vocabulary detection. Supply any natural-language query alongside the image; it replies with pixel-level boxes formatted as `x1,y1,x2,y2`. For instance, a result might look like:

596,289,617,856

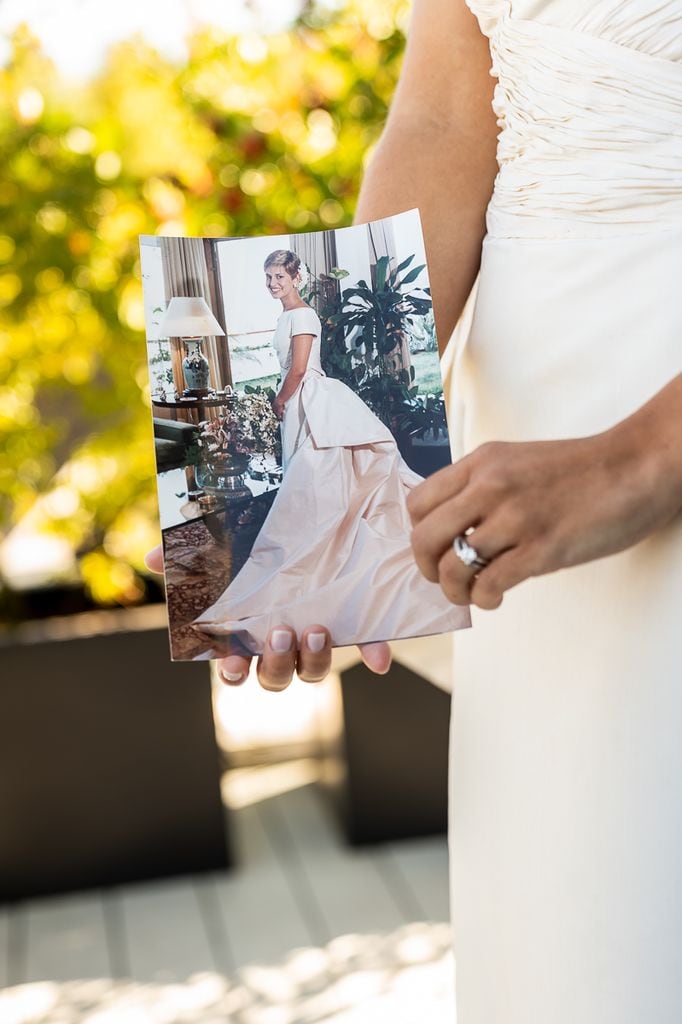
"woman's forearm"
354,112,498,351
277,369,304,405
610,371,682,520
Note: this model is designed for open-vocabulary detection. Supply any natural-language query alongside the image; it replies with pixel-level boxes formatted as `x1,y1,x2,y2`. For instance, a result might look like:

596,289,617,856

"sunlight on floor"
0,922,455,1023
221,758,326,809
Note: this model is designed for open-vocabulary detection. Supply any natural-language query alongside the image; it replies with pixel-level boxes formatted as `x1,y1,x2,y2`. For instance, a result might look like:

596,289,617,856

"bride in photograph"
192,248,469,654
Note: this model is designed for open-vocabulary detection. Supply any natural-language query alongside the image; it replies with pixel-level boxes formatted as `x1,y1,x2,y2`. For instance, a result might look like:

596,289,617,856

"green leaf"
395,253,415,274
397,264,427,287
374,255,389,291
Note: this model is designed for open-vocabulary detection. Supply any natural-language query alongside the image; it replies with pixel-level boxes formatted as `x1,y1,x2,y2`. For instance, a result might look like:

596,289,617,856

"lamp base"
182,337,211,395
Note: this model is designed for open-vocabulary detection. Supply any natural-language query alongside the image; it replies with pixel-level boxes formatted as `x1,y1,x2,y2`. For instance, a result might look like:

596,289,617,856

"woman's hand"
407,412,682,611
272,395,285,421
144,546,392,689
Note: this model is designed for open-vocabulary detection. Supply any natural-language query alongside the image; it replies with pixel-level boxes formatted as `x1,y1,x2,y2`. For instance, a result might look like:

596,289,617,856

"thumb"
144,544,164,575
358,641,392,675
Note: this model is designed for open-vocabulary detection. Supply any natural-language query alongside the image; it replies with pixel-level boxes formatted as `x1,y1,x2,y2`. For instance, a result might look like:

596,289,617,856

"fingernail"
271,629,293,653
220,668,245,683
364,651,390,675
306,631,327,653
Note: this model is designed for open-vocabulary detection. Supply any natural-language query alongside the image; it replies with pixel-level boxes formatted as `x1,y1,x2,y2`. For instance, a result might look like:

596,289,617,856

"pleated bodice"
465,0,682,238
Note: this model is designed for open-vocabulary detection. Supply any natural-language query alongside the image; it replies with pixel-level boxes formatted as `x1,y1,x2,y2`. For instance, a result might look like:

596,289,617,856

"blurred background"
0,1,458,1020
0,0,412,609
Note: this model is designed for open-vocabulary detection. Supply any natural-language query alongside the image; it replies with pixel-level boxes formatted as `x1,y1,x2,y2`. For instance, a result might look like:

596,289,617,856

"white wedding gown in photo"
194,304,470,653
445,1,682,1021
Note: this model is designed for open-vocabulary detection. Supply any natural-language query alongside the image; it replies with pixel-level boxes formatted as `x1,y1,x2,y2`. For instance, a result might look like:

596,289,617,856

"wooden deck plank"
100,888,130,979
0,906,7,988
191,872,235,974
386,835,451,922
120,875,216,982
212,800,319,970
5,904,26,987
266,784,409,938
21,890,111,982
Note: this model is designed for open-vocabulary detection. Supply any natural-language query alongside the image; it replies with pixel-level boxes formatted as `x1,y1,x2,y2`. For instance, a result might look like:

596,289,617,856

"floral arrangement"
240,388,281,456
197,388,281,460
197,410,252,459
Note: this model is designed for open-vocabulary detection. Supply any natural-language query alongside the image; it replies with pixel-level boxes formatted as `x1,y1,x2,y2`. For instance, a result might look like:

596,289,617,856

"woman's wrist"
279,371,304,403
604,374,682,525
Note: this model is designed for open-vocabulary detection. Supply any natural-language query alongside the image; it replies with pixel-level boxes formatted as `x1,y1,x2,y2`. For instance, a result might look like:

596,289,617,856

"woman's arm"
354,0,499,350
273,334,314,418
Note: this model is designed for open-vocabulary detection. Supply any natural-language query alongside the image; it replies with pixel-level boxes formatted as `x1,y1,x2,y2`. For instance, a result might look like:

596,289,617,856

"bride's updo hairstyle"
264,249,302,284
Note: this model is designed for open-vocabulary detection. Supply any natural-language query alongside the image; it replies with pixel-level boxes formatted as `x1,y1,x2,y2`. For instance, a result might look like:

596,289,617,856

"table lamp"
158,296,226,396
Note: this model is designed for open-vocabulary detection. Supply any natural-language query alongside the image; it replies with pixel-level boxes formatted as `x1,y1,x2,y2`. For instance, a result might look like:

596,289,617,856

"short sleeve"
463,0,509,39
289,306,321,339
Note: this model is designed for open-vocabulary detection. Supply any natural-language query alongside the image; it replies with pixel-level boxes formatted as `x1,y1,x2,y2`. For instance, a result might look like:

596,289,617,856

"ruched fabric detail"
493,0,682,61
465,0,682,238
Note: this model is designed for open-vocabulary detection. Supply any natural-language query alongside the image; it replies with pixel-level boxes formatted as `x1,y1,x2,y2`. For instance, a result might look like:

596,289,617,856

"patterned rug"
163,520,233,661
162,493,276,661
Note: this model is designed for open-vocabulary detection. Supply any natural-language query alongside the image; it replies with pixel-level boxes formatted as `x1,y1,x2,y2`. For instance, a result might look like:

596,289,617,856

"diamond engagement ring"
453,534,491,570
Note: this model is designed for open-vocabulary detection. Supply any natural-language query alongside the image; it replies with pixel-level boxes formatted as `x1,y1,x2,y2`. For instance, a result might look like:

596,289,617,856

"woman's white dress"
445,1,682,1021
194,304,469,653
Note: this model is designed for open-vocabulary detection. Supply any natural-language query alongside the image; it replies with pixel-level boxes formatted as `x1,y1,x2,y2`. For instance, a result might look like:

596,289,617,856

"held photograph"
140,209,471,661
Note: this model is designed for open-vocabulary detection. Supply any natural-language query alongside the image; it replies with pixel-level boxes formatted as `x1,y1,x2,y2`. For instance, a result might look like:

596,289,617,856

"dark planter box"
324,658,451,845
0,607,231,902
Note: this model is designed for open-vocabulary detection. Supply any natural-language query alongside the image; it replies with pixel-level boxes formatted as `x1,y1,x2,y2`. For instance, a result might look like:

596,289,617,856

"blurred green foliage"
0,1,409,608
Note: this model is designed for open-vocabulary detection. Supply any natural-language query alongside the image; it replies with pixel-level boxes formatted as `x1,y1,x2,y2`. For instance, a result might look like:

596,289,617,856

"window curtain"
160,237,227,393
290,230,338,312
367,217,396,275
366,220,412,378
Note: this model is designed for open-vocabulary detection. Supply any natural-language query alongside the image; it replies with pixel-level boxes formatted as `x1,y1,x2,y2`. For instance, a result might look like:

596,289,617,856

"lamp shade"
158,296,225,337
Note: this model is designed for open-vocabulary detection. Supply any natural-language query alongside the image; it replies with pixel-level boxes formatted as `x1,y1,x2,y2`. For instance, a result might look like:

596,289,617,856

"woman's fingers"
216,628,322,690
436,518,515,607
216,654,252,686
213,629,392,691
468,545,543,610
297,625,332,682
144,544,164,574
256,626,298,691
359,641,392,674
406,456,472,526
256,625,332,688
411,492,485,582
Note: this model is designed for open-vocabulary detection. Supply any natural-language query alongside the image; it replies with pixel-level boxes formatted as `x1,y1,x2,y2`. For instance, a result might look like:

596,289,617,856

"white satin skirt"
445,228,682,1023
194,369,470,654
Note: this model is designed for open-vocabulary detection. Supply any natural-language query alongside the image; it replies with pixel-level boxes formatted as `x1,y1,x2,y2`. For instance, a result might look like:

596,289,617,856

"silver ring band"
453,534,491,570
